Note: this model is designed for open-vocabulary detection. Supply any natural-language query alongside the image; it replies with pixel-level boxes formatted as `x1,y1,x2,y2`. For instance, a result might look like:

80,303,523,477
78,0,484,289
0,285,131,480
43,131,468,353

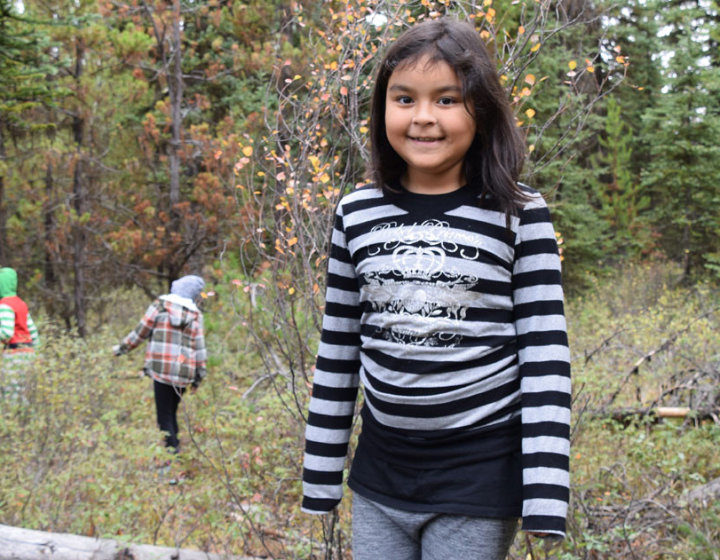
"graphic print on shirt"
362,218,485,347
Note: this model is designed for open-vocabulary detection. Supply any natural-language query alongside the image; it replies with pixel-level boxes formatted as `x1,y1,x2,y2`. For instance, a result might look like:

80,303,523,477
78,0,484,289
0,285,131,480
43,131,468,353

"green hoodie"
0,267,18,299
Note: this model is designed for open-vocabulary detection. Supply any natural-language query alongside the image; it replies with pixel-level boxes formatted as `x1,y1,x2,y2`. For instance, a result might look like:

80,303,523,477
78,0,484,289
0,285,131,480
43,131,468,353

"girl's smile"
384,55,476,195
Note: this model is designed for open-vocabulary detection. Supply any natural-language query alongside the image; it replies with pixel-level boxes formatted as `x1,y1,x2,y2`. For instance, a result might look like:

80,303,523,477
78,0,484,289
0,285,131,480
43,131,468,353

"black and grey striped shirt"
302,184,570,536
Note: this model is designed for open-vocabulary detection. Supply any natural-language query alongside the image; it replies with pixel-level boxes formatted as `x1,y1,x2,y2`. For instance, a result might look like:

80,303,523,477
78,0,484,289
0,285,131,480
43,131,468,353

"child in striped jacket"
114,275,207,454
302,18,570,559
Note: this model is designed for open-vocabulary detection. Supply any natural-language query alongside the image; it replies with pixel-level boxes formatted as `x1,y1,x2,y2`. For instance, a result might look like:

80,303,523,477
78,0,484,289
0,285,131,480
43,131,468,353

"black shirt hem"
347,478,521,519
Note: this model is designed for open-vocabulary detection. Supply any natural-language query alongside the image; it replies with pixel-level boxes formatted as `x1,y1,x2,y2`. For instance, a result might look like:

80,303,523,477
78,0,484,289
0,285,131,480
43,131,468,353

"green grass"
1,261,718,559
0,299,316,557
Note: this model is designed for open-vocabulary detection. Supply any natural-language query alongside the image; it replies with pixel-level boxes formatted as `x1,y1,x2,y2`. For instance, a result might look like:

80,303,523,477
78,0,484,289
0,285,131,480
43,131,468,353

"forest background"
1,0,719,559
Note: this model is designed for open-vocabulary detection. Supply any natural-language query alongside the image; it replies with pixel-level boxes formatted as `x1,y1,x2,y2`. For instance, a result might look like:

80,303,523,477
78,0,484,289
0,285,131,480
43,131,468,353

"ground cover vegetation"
1,262,719,559
1,0,720,558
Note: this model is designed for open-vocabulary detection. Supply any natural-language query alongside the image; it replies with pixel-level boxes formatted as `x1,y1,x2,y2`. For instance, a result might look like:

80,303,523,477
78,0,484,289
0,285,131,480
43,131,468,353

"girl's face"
384,55,476,195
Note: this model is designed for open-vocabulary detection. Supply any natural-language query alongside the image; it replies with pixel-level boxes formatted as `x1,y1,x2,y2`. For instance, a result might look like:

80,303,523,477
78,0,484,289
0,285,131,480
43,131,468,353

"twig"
583,328,627,365
242,373,278,399
602,305,720,408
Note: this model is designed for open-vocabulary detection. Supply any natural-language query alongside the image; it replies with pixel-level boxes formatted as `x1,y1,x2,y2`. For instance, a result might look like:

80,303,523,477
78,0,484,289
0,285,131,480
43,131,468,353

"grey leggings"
352,492,518,560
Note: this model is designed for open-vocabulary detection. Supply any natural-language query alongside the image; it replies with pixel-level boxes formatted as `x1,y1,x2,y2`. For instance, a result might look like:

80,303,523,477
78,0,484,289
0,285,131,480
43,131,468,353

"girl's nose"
412,102,437,125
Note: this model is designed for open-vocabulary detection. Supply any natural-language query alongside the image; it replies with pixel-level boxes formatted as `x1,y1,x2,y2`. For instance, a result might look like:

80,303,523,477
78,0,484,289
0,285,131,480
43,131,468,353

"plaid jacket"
121,295,207,387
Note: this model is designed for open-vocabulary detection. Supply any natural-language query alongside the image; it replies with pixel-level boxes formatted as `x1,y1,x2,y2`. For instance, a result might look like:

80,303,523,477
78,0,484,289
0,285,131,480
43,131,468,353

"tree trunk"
163,0,184,288
72,37,87,337
169,0,182,213
44,162,56,288
0,123,7,265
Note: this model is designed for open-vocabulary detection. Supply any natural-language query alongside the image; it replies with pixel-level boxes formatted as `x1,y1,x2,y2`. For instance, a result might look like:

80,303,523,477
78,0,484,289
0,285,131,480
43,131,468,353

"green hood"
0,268,18,298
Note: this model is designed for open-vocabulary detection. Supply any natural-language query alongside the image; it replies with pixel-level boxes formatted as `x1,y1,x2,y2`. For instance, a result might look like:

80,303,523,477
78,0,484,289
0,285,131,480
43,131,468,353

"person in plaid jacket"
114,275,207,453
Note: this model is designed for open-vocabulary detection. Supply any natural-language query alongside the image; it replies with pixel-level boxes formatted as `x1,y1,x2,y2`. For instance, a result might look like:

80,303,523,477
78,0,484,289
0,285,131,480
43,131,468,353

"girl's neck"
401,171,465,195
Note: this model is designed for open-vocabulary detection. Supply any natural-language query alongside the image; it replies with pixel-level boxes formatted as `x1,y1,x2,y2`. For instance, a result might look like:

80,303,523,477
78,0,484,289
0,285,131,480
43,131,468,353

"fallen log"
682,476,720,507
0,523,255,560
592,406,720,425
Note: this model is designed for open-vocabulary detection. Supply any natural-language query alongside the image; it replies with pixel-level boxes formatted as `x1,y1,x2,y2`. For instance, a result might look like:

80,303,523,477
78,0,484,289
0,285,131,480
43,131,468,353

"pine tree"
0,0,54,264
520,0,623,286
640,0,720,277
591,96,650,258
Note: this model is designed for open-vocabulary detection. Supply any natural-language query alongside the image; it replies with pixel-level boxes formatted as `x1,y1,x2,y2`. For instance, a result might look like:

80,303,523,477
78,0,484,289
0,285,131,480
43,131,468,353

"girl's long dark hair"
369,18,529,214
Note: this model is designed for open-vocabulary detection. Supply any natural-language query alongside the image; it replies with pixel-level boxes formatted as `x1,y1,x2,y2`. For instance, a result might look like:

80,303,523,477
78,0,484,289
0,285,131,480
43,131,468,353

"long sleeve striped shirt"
302,184,571,536
0,302,39,347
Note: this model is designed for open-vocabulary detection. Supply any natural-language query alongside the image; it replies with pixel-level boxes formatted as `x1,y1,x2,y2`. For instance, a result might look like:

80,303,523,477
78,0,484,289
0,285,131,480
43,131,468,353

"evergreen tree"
640,0,720,277
591,96,650,258
601,0,664,176
521,1,623,287
0,0,54,264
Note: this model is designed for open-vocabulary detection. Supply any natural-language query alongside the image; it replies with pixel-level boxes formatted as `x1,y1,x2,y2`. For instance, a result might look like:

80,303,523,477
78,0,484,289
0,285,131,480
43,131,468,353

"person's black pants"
153,380,186,452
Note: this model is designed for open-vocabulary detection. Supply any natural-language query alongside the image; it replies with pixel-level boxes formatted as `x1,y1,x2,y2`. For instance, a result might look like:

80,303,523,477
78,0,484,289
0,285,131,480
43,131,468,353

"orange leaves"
132,199,154,216
555,231,564,262
142,113,160,143
613,46,629,67
567,59,578,78
234,141,255,173
512,78,538,106
511,68,548,126
274,238,285,255
308,155,321,172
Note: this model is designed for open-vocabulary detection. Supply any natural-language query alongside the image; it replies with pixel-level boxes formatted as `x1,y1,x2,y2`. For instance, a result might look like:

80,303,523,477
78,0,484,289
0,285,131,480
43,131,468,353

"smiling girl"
301,18,571,559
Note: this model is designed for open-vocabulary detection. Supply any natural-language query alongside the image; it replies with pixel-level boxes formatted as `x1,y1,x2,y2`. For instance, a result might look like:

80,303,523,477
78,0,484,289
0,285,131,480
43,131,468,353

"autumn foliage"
1,0,720,558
